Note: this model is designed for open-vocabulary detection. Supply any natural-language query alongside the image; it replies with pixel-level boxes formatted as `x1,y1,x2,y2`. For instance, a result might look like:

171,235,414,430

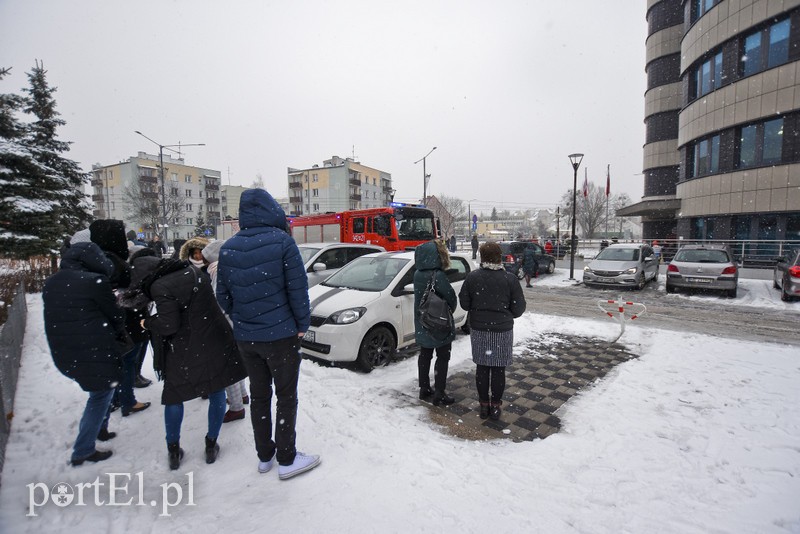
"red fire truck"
288,203,439,251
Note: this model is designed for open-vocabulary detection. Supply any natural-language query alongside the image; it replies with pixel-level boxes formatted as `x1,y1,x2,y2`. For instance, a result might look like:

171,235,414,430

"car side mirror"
312,262,327,272
402,283,415,295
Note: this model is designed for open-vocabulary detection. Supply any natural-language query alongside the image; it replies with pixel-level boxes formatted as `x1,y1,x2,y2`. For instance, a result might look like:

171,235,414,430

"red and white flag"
606,164,611,197
582,168,589,198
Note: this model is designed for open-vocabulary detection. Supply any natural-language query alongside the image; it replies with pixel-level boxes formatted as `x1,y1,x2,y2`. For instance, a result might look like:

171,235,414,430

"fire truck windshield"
395,214,435,240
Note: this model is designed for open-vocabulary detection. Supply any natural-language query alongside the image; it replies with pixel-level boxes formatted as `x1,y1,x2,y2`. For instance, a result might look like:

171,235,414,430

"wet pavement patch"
417,333,638,442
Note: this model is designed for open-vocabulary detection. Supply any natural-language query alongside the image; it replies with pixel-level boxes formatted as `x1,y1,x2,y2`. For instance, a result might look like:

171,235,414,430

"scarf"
480,262,504,270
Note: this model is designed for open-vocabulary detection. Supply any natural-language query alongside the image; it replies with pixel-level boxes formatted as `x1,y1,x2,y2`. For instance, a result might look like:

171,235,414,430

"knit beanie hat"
201,240,225,263
71,228,91,244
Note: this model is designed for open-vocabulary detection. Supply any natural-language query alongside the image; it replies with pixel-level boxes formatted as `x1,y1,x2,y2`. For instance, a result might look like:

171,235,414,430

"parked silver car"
665,245,739,298
298,242,385,287
583,243,659,290
773,246,800,302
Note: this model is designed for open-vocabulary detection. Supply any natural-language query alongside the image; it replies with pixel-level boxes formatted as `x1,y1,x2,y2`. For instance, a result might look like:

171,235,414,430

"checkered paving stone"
415,333,638,442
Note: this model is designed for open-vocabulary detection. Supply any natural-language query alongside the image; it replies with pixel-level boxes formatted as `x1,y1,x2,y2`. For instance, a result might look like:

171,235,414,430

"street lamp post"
135,130,205,245
568,153,584,280
414,146,437,205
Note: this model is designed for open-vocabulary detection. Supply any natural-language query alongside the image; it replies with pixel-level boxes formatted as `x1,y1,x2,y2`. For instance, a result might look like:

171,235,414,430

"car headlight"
583,266,591,273
328,307,367,324
625,267,637,274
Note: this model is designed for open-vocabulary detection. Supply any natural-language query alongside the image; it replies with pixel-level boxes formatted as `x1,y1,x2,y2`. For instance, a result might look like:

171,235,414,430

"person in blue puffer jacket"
216,188,320,481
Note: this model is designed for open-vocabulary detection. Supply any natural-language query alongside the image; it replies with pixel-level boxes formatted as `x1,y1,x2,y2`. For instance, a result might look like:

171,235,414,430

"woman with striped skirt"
458,242,527,420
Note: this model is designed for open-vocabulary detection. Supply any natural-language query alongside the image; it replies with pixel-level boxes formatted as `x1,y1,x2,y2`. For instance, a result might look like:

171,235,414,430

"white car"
297,242,385,287
301,251,472,371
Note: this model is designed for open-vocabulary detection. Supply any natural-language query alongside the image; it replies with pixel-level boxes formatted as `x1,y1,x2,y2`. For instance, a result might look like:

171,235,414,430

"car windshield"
596,247,640,261
674,249,730,263
395,211,436,240
297,246,322,264
322,256,410,291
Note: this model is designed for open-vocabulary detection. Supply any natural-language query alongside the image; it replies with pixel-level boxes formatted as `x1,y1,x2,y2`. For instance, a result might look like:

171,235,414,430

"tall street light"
135,130,205,245
414,146,437,205
568,153,584,280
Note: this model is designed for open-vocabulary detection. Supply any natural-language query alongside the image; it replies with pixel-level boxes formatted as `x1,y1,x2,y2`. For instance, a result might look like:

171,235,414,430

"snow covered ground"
0,280,798,533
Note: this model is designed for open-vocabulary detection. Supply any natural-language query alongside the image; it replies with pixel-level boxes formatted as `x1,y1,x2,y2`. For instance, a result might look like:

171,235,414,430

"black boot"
419,386,433,400
168,442,184,470
97,428,116,442
432,392,455,406
489,401,502,421
205,436,220,464
479,402,490,420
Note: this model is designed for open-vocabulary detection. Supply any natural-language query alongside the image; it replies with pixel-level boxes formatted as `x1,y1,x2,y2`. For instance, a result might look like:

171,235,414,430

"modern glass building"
620,0,800,245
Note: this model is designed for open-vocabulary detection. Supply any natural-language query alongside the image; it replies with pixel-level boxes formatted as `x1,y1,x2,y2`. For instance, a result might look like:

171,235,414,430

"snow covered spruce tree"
22,61,92,248
0,66,60,258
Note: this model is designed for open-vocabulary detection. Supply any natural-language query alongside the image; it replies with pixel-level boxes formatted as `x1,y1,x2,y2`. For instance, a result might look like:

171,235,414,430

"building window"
185,189,192,197
312,173,318,182
690,134,720,177
693,52,723,99
312,189,319,197
741,19,791,77
186,218,193,225
171,173,178,182
691,0,718,23
185,174,192,183
186,203,193,211
738,117,783,168
313,203,320,211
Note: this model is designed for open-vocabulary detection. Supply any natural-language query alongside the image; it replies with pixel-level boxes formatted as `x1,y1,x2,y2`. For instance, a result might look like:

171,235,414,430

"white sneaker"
258,458,274,474
278,452,321,480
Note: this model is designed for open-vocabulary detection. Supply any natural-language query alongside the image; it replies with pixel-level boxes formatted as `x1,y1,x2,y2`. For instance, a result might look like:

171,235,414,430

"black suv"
497,241,556,279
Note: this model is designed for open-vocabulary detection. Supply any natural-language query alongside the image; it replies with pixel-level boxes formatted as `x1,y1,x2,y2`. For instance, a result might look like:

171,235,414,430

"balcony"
92,194,105,202
91,178,104,187
289,196,303,204
289,181,303,190
349,177,360,186
206,198,220,205
383,185,394,193
139,175,158,184
205,184,219,191
142,192,159,199
349,194,362,201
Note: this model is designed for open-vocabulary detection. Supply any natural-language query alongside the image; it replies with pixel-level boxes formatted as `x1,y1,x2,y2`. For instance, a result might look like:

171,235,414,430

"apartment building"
91,151,222,243
287,155,394,216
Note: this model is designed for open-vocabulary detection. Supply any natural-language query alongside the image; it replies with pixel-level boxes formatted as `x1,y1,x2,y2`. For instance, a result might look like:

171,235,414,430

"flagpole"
605,164,610,236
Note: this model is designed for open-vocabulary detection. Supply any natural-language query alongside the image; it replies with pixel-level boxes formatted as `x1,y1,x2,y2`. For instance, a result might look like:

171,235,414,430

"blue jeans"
72,388,114,461
114,341,146,410
164,389,226,444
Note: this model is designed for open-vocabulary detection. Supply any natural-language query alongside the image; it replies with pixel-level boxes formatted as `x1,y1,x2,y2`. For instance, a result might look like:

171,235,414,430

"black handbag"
419,272,454,334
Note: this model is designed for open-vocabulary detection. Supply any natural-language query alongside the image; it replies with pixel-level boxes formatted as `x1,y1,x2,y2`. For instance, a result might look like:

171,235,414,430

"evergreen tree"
0,66,59,258
23,61,92,241
194,212,213,237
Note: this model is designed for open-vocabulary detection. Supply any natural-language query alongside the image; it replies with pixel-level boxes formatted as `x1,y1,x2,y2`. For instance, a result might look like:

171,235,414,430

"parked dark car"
497,241,556,278
773,246,800,302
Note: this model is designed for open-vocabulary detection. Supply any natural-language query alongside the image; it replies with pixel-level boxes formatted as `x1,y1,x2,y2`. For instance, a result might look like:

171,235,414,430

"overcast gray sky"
1,0,647,214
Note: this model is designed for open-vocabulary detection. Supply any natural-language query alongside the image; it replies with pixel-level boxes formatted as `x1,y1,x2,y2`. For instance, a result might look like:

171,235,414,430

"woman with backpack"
413,240,458,406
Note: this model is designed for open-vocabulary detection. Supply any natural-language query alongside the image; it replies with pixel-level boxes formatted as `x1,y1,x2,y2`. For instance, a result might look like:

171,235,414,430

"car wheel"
636,273,646,290
726,287,737,298
546,261,555,274
665,283,675,294
355,326,395,372
781,285,792,302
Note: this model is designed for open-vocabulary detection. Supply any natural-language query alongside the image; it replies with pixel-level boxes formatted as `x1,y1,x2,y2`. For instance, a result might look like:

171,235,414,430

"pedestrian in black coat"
43,241,127,465
140,258,247,469
458,241,526,421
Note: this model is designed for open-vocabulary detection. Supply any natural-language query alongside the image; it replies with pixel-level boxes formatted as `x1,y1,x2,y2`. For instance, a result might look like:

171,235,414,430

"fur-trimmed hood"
179,237,209,260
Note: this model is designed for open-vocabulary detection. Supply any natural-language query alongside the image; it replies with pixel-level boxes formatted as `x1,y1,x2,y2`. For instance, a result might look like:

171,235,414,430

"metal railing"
0,282,27,481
